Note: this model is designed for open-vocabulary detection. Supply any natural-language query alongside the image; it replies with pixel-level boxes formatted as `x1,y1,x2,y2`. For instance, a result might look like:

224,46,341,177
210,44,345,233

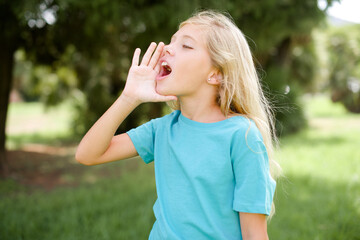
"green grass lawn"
1,95,360,239
6,101,76,149
269,95,360,239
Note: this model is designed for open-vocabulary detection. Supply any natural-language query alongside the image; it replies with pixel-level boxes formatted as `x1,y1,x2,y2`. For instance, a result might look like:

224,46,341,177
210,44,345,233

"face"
155,24,214,98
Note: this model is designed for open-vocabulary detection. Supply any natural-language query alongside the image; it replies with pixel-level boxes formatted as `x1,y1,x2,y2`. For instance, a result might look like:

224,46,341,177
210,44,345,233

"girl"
76,10,279,240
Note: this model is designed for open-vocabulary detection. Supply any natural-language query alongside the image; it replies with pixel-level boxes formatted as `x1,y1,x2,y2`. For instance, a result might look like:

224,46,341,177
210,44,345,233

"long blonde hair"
168,10,281,212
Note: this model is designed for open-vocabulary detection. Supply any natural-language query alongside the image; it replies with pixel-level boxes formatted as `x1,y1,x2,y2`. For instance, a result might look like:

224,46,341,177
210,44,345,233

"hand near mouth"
123,42,177,104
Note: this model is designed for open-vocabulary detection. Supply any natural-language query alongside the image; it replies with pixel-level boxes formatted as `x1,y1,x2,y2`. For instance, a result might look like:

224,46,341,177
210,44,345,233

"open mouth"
159,61,172,77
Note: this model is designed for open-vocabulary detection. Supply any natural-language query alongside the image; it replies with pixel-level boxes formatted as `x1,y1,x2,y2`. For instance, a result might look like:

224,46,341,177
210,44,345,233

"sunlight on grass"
303,94,349,118
6,101,76,149
7,101,73,133
278,95,360,183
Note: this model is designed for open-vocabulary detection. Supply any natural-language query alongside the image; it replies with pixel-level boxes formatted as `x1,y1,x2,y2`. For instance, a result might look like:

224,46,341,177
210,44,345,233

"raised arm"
75,42,177,165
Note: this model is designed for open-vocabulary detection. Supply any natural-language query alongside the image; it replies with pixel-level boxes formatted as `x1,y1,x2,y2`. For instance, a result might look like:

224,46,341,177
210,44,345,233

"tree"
1,0,43,175
327,24,360,113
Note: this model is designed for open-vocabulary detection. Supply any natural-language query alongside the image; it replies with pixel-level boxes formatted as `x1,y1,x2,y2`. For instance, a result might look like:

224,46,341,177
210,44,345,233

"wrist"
119,92,142,107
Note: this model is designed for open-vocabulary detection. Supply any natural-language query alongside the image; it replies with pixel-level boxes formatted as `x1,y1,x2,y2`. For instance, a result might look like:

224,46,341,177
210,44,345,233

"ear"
207,70,223,85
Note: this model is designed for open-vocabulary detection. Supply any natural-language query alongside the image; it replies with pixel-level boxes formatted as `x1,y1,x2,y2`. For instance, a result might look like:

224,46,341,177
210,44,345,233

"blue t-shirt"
127,110,276,240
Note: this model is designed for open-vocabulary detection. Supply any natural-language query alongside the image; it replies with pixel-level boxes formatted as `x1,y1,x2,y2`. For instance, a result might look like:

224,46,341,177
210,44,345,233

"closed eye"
182,45,193,49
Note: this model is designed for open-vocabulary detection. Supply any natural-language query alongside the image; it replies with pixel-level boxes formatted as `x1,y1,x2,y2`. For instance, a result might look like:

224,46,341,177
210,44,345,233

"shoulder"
157,110,180,123
164,110,181,120
127,110,179,134
228,116,263,141
229,116,265,155
146,110,180,128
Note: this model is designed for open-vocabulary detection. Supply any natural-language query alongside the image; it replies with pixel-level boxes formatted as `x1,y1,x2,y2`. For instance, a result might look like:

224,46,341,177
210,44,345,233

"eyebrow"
171,34,197,43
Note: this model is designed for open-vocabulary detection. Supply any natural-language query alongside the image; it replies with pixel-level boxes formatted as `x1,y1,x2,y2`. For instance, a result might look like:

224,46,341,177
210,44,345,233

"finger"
132,48,141,66
149,42,164,69
140,42,157,66
154,63,161,73
154,44,166,72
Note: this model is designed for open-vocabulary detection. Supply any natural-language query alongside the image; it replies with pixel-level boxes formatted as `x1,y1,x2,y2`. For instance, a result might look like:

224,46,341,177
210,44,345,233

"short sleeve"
231,121,276,216
126,119,157,164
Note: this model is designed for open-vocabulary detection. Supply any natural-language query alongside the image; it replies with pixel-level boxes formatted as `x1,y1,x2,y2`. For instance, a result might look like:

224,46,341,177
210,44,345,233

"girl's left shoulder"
227,115,263,141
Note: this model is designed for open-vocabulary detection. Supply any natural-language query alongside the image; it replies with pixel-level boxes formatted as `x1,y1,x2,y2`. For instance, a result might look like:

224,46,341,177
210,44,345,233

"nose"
163,44,174,56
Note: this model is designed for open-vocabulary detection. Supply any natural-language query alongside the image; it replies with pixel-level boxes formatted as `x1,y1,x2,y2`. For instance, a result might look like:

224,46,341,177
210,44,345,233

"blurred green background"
1,0,360,239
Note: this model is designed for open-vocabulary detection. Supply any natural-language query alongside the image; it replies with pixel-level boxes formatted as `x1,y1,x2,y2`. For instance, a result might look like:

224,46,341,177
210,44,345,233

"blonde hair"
167,10,281,216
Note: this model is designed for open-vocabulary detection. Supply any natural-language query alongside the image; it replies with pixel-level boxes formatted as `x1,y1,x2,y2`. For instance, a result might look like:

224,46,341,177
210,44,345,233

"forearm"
75,42,174,165
242,233,269,240
75,93,140,164
240,212,268,240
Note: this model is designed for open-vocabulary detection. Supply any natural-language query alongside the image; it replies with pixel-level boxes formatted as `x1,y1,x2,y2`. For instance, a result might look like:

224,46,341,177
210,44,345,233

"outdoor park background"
1,0,360,239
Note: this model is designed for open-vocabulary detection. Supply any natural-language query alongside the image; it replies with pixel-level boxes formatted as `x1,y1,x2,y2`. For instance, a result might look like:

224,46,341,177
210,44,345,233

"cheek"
177,55,212,80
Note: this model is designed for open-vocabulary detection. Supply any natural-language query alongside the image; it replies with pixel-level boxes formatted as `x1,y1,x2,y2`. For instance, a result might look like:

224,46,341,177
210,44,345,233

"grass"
269,95,360,239
6,101,76,149
1,95,360,239
1,161,156,240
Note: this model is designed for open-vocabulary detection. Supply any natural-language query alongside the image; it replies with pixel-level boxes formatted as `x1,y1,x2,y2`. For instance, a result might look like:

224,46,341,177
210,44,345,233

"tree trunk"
0,14,18,177
0,39,15,178
0,1,21,178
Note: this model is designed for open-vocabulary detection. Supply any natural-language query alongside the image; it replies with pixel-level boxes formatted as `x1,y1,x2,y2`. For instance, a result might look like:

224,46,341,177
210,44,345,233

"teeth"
161,61,172,73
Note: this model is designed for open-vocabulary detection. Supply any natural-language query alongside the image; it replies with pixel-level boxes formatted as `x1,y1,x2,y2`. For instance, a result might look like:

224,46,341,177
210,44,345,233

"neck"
179,94,226,123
